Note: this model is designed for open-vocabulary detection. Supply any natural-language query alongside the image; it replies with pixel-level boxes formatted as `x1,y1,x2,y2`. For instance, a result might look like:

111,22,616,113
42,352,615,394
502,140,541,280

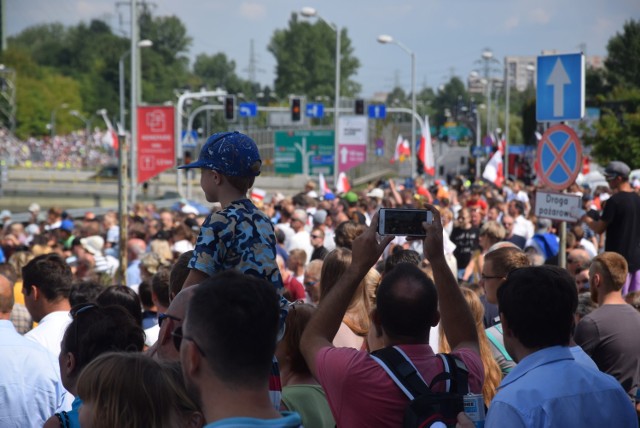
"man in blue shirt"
485,265,636,427
0,270,69,427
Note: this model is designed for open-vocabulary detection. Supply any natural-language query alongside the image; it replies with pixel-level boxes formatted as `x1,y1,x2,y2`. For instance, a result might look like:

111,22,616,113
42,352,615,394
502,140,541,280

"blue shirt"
190,199,283,289
0,320,70,428
204,412,302,428
486,346,637,428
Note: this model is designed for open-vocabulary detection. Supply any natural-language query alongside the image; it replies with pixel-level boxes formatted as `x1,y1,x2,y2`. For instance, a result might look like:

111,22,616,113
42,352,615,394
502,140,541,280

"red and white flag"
98,110,119,150
318,172,333,197
336,172,351,194
482,139,504,187
391,134,410,163
418,116,435,176
251,187,266,202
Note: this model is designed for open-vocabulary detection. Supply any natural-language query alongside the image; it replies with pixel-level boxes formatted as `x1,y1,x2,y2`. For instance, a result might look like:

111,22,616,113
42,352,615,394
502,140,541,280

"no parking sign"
536,124,582,191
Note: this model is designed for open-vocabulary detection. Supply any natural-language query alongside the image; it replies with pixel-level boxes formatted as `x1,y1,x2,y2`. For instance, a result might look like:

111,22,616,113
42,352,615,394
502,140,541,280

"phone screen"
378,209,432,236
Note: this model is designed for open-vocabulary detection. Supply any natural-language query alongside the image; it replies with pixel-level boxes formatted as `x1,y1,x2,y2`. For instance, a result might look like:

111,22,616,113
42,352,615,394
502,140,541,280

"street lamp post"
300,7,341,187
378,34,417,179
119,38,152,206
69,110,91,140
50,103,68,138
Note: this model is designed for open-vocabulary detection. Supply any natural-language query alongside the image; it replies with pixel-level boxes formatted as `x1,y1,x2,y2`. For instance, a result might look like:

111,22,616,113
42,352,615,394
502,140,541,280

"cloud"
505,16,520,30
239,2,267,21
529,8,551,25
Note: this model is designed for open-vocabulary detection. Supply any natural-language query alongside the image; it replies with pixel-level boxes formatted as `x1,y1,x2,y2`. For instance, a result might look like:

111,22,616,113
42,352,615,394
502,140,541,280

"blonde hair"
320,248,372,336
77,352,191,428
150,239,174,264
439,288,502,406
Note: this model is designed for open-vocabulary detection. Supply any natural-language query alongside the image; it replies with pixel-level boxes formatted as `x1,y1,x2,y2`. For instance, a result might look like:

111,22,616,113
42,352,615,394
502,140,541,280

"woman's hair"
63,305,144,381
438,287,502,406
320,248,372,336
333,220,366,249
160,360,204,428
479,220,506,244
76,352,189,428
96,286,143,326
149,239,174,264
280,303,317,374
8,251,34,281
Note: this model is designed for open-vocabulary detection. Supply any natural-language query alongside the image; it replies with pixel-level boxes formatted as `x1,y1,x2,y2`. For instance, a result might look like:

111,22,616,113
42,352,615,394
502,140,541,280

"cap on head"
366,188,384,199
178,131,261,177
344,191,358,204
80,235,104,256
0,209,11,219
603,161,630,179
60,219,75,233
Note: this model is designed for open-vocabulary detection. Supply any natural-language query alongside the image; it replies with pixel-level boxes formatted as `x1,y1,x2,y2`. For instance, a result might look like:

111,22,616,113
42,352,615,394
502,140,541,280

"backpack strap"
430,353,469,394
371,346,431,400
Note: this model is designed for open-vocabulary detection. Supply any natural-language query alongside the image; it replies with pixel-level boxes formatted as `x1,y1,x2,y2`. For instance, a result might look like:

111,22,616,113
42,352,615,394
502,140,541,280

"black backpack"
371,346,469,428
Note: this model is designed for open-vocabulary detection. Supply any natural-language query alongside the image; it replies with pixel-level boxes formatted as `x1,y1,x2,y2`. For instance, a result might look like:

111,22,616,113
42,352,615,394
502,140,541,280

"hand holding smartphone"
377,208,433,236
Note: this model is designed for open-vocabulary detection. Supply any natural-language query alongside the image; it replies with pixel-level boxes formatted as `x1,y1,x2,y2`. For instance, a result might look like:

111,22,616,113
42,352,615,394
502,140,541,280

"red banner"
137,106,175,184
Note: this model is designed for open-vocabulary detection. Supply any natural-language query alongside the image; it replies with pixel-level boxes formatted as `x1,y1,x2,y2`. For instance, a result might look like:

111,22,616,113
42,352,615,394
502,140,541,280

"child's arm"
182,269,210,289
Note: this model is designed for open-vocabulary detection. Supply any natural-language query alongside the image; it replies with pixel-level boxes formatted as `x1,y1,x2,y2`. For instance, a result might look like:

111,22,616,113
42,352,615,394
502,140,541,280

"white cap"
0,210,11,219
366,188,384,199
28,203,41,213
80,235,105,256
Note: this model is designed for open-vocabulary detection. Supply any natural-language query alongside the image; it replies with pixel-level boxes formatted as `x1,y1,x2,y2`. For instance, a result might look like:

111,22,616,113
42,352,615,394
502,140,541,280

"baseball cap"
366,188,384,199
178,131,262,177
603,161,630,179
80,235,104,256
60,219,75,232
0,209,11,219
344,191,358,204
313,209,328,225
28,203,41,213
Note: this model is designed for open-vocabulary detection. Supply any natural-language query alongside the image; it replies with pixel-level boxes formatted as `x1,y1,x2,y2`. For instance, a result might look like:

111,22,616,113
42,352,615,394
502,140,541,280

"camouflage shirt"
190,198,283,289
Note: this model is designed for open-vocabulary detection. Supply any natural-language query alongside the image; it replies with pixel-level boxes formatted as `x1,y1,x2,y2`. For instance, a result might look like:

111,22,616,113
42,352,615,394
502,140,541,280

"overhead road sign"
536,124,582,191
239,102,257,117
368,104,386,119
536,53,585,122
306,103,324,118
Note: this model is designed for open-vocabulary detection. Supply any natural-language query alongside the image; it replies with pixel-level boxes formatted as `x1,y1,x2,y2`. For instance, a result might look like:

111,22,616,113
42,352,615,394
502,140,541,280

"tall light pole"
300,6,341,186
119,39,153,132
378,34,416,179
50,103,68,138
69,110,91,140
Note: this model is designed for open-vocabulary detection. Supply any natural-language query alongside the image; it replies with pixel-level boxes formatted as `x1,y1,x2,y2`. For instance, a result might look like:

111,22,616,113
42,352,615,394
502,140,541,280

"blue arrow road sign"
306,103,324,118
536,53,584,122
368,104,386,119
239,102,257,117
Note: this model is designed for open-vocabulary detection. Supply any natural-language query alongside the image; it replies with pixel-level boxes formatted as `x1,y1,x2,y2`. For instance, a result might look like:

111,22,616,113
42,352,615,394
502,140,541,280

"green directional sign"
274,130,335,176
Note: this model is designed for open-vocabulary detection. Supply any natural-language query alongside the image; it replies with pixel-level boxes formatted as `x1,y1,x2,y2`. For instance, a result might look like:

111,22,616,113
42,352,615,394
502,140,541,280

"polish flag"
391,134,404,163
418,116,435,176
336,172,351,194
318,172,333,197
98,110,119,150
482,139,504,187
251,187,266,202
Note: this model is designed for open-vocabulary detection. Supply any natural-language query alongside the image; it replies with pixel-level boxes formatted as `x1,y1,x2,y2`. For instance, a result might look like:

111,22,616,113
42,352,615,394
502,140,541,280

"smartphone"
378,208,433,236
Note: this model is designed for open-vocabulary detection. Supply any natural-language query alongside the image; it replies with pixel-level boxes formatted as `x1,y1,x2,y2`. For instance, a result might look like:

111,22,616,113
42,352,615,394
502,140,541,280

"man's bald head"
156,285,198,361
0,274,14,317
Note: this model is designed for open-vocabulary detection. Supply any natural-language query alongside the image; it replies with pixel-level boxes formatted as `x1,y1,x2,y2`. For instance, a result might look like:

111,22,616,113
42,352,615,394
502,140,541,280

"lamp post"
378,34,416,179
69,110,91,140
300,6,341,186
120,36,152,207
50,103,69,138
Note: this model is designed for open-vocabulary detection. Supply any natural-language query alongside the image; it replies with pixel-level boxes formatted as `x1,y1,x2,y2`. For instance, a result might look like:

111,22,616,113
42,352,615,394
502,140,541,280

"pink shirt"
316,344,484,427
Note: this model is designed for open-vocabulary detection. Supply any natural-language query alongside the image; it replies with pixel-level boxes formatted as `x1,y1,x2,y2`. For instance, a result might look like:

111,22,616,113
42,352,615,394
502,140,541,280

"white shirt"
25,310,71,358
287,230,313,264
513,215,534,240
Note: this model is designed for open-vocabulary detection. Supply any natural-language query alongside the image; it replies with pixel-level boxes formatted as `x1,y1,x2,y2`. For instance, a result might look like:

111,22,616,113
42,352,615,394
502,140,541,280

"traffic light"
355,99,365,115
290,97,301,122
224,96,236,121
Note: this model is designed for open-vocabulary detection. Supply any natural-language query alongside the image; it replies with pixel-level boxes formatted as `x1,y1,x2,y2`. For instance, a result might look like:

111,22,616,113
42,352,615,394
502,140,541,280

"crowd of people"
0,130,639,427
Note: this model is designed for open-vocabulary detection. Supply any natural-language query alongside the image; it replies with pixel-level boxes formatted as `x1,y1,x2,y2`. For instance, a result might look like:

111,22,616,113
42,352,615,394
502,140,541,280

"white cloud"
529,8,551,25
239,2,267,21
505,16,520,30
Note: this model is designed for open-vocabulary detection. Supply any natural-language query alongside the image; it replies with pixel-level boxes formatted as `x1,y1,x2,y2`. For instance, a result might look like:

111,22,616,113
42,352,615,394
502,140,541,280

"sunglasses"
480,274,505,281
304,280,318,288
158,313,181,328
311,234,322,239
171,326,206,356
576,278,590,285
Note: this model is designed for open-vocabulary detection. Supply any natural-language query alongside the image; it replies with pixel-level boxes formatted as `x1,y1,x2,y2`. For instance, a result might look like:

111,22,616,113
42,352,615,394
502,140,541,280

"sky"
6,0,640,98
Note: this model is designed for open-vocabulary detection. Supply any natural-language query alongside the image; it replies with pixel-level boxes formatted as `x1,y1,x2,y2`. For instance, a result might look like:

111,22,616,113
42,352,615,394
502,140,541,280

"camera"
378,208,433,236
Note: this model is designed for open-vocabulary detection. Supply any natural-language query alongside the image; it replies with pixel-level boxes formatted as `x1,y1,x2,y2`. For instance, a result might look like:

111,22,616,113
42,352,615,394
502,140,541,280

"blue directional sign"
536,53,584,122
239,102,257,117
368,104,386,119
306,103,324,118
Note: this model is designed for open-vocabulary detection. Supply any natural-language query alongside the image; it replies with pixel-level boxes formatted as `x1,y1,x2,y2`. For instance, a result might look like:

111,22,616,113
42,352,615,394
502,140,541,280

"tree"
268,13,361,101
605,19,640,90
